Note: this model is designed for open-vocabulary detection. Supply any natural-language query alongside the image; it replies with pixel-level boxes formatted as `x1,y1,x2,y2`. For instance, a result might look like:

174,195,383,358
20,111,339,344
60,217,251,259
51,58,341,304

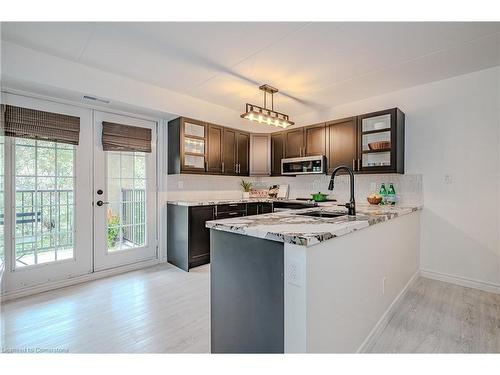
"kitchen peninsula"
207,204,422,353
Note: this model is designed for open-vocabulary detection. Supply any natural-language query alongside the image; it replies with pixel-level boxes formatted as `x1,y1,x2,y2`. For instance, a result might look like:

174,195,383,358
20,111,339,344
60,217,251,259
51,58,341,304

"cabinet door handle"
205,161,208,171
357,158,361,171
237,163,240,173
222,161,224,173
352,158,356,171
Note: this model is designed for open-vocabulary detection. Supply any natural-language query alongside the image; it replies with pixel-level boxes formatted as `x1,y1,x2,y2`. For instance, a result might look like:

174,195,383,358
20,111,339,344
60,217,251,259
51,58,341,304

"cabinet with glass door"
356,108,405,174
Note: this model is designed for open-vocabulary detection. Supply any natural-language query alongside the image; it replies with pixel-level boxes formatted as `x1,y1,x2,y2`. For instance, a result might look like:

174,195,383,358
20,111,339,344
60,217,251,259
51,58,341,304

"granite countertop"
206,204,422,247
167,198,277,206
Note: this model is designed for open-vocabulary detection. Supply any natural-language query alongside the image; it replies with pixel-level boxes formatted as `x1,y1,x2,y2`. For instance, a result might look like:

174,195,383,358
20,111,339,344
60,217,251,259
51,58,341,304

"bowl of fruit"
367,193,383,205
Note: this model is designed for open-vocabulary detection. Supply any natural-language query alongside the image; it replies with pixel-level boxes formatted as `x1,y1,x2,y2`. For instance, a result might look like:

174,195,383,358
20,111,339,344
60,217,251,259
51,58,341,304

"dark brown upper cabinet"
207,124,223,174
168,117,208,174
304,123,326,157
169,117,248,176
356,108,405,174
222,128,237,175
236,131,250,176
222,129,249,176
271,132,285,176
327,117,358,173
284,128,305,158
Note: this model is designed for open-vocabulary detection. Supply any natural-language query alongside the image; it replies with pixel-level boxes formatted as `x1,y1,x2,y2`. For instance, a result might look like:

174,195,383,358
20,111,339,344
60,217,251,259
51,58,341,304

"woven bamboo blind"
102,122,152,153
2,105,80,145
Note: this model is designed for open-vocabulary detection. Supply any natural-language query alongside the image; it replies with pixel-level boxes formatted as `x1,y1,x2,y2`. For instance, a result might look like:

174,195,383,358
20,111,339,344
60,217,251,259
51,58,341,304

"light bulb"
249,113,254,120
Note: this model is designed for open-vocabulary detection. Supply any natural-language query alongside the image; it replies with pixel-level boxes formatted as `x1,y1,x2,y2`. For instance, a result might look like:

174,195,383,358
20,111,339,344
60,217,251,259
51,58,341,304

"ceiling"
2,22,499,118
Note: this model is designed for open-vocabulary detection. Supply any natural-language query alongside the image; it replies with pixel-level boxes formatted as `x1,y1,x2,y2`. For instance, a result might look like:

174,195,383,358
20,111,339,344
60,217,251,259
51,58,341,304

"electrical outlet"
382,276,387,295
178,180,184,189
444,174,453,184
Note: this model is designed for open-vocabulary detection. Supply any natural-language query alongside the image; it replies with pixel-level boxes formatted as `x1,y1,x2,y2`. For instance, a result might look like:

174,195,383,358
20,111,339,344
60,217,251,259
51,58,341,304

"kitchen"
1,18,499,363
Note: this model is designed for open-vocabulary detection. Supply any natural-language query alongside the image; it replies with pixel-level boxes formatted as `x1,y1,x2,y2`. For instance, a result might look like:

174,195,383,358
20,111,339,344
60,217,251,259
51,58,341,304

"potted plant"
240,179,253,199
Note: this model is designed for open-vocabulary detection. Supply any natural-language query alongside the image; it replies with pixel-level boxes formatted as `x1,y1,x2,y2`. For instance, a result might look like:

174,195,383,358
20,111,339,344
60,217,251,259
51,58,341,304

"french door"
2,94,93,292
2,95,157,293
93,111,157,271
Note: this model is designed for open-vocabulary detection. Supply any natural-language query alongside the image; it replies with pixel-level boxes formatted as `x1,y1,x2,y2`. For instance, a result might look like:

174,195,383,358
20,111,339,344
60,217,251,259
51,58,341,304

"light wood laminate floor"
368,277,500,353
1,263,210,353
2,266,499,353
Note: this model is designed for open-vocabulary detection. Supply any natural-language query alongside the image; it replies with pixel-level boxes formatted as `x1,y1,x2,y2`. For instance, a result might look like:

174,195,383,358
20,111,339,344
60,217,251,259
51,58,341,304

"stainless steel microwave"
281,155,326,175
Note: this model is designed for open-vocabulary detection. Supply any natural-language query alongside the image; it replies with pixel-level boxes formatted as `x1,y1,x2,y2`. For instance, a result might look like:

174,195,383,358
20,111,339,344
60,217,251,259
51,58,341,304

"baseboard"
357,269,420,353
1,258,160,302
420,269,500,295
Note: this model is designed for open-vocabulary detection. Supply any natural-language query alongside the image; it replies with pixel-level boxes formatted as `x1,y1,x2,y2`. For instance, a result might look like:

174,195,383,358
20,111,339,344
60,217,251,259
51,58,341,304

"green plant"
107,213,121,248
240,179,252,192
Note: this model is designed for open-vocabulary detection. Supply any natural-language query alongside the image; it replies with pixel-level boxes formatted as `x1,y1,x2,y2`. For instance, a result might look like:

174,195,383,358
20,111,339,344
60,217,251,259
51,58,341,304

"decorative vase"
242,191,250,199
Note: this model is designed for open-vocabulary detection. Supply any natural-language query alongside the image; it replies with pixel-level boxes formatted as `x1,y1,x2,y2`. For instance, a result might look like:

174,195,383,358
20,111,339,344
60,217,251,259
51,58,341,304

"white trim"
357,269,420,353
1,258,160,302
1,88,164,124
420,269,500,295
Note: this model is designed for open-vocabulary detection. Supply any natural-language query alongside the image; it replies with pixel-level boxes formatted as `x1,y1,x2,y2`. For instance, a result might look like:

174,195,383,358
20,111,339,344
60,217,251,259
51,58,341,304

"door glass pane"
362,131,391,151
184,137,205,154
184,122,205,137
361,114,391,132
106,151,147,252
362,151,391,167
14,139,75,268
184,154,205,169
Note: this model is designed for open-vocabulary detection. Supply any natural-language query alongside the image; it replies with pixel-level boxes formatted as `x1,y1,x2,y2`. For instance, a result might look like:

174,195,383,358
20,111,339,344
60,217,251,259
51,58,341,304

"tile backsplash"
167,173,423,206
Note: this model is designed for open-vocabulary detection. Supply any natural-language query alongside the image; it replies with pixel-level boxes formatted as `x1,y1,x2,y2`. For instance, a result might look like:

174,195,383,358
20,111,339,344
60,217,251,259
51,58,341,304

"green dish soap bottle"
387,183,396,206
379,183,388,205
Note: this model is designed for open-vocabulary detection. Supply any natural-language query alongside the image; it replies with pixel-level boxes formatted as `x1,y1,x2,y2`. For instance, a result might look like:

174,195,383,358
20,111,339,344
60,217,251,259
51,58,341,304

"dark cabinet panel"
357,108,404,174
305,123,326,156
271,132,285,176
189,206,214,265
236,131,250,176
207,124,223,173
217,203,247,213
167,204,214,271
223,128,237,175
327,117,358,173
259,203,273,214
246,202,273,215
284,128,305,158
246,203,258,216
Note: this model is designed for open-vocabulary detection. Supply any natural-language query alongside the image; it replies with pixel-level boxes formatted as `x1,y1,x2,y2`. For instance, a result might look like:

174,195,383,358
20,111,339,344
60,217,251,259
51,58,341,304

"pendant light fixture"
240,84,294,128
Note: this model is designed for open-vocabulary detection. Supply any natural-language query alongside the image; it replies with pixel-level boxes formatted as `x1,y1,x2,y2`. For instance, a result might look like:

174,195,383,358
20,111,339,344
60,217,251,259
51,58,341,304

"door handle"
96,200,109,207
357,158,361,170
352,159,356,171
222,161,224,173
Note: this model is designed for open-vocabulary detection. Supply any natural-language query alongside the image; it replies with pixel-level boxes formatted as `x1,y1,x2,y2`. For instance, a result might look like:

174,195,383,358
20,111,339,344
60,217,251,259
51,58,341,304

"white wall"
295,67,500,287
0,41,258,133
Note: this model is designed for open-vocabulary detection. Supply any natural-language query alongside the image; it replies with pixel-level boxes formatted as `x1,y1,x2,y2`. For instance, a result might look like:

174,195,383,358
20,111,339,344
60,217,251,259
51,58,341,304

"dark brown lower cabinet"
167,202,273,271
167,204,214,271
247,202,273,215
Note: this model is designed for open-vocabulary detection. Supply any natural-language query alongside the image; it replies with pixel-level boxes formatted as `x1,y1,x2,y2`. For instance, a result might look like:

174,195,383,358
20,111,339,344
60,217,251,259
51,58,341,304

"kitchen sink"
294,210,347,218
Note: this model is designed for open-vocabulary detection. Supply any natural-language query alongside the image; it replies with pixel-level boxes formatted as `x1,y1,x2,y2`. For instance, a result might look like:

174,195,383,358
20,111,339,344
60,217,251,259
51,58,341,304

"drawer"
215,211,246,219
216,203,247,213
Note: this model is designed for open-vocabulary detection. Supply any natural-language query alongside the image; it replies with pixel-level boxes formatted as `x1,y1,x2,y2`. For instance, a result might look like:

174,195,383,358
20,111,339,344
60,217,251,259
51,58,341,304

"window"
106,151,147,252
14,138,75,267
